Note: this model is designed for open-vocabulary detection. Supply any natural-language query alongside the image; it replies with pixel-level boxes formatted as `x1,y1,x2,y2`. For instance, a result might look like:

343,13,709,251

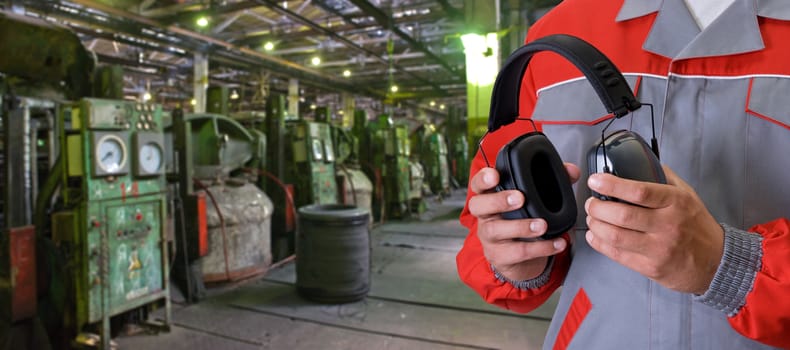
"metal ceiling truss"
9,0,468,112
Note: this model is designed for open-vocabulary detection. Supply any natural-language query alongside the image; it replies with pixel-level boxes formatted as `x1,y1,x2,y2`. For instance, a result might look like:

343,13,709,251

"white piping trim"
535,72,790,96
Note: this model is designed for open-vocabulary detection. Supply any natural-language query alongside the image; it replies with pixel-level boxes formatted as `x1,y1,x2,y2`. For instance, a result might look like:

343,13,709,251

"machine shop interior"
0,1,559,349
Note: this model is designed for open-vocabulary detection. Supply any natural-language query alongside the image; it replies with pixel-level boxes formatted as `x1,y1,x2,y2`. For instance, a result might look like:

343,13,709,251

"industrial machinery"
330,112,373,221
444,106,470,188
284,109,339,207
411,123,451,197
1,11,172,350
358,114,414,220
167,109,272,301
51,98,171,349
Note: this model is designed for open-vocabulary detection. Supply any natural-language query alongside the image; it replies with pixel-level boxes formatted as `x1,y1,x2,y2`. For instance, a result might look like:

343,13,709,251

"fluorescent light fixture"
196,16,209,27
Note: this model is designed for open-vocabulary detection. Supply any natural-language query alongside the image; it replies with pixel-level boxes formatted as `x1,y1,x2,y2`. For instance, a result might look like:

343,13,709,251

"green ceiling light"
263,41,275,51
311,56,321,66
196,16,209,27
342,69,351,77
390,85,399,93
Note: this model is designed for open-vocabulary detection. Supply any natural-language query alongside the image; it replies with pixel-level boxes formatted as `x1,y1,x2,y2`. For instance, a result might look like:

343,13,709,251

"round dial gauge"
139,142,163,174
96,134,127,173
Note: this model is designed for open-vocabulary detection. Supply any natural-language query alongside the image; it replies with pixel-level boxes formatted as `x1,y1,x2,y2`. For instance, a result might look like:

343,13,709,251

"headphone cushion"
495,132,577,239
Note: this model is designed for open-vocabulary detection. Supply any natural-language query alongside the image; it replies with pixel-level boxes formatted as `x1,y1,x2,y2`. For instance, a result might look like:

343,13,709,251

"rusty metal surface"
8,225,36,322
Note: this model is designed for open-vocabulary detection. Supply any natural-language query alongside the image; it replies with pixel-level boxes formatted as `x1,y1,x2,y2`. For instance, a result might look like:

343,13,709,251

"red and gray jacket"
457,0,790,349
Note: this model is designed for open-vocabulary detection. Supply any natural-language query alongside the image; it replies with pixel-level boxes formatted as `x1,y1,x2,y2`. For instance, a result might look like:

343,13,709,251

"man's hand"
469,164,579,282
584,166,724,294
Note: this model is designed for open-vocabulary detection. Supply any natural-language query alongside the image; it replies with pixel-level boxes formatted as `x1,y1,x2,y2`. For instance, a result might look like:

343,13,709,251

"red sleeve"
728,218,790,348
455,22,572,313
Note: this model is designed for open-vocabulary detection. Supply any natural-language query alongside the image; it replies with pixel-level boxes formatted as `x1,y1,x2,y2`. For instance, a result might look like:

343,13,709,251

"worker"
457,0,790,349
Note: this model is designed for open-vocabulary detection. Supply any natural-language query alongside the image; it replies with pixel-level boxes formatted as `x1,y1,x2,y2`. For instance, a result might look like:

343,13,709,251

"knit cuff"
492,257,555,290
693,223,763,317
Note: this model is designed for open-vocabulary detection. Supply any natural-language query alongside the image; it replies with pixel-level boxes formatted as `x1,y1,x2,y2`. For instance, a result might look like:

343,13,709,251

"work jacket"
457,0,790,349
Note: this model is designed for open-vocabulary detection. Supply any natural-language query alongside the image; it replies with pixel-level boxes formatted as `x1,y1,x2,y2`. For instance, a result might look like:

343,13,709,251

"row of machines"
0,12,470,350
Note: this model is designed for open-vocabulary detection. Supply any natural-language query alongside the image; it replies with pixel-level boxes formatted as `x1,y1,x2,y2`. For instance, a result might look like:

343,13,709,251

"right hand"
468,164,580,281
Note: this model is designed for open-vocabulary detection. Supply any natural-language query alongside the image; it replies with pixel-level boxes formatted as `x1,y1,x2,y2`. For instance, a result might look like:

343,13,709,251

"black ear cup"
495,132,577,240
587,130,666,201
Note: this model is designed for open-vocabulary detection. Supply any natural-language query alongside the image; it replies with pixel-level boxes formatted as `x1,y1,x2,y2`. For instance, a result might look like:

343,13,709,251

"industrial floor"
115,189,559,350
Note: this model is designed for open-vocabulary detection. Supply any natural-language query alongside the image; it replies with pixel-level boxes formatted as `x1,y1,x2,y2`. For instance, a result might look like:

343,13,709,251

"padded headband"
488,34,641,132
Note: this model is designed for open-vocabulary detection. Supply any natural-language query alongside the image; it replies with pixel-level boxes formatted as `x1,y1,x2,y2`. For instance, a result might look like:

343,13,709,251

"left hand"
584,165,724,294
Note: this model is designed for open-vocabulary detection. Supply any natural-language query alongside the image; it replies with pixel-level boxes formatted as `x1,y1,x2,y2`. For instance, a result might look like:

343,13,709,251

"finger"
470,167,500,194
487,238,568,267
479,218,549,242
564,162,581,184
585,197,655,232
585,215,651,254
468,190,524,218
587,173,672,209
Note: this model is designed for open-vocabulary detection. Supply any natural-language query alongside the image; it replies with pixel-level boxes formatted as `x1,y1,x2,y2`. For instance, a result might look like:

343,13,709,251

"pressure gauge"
94,133,129,176
134,132,166,176
139,142,163,174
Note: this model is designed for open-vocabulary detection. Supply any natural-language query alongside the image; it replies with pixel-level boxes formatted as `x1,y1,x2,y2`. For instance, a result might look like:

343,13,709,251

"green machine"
52,98,170,349
358,114,413,220
285,117,338,207
330,118,373,219
411,124,451,197
445,106,470,187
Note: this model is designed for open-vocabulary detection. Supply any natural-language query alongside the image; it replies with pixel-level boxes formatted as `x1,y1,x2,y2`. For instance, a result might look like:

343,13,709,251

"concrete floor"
115,190,558,350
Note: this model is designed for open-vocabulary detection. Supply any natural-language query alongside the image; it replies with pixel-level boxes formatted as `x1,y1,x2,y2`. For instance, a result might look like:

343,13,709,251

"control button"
135,213,143,221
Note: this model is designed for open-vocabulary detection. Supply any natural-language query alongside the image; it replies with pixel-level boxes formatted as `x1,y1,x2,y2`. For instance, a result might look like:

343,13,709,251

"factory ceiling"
6,0,473,117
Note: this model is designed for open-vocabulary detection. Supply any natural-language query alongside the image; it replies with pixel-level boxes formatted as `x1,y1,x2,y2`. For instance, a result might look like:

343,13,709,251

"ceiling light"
190,99,197,106
142,92,152,101
230,89,239,100
342,69,351,77
311,56,321,66
264,41,274,51
310,104,317,110
440,104,446,110
390,85,399,93
429,100,436,107
196,16,209,27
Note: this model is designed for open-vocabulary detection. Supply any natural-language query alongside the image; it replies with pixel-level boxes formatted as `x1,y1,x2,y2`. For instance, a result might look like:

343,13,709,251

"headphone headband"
488,34,640,132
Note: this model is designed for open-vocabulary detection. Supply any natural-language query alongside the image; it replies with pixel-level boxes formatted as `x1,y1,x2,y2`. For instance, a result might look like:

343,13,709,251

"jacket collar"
615,0,790,59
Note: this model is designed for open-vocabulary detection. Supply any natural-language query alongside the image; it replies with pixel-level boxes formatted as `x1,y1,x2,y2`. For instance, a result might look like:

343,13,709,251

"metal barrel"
296,204,370,303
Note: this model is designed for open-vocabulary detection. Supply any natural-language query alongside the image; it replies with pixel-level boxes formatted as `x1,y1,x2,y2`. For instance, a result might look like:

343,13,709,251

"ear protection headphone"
480,34,662,240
